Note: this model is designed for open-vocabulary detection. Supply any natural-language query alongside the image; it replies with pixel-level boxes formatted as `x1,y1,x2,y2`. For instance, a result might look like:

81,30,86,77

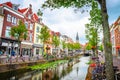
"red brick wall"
2,9,23,39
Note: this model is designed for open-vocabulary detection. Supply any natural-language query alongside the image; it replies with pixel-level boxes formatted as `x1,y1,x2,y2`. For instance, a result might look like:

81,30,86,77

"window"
36,34,39,43
36,26,39,33
28,15,31,19
30,24,33,30
25,22,28,29
29,33,32,42
5,26,11,38
11,17,17,25
7,14,11,22
13,6,18,10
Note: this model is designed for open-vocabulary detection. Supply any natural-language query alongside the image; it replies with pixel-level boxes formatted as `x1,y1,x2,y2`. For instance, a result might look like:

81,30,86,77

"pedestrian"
0,50,3,55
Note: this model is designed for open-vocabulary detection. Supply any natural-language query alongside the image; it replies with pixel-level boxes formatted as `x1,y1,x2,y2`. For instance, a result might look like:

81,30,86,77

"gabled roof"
0,2,12,8
114,16,120,26
18,8,28,13
33,13,39,22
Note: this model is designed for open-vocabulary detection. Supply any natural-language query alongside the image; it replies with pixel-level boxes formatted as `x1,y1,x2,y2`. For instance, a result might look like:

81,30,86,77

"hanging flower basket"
90,63,96,67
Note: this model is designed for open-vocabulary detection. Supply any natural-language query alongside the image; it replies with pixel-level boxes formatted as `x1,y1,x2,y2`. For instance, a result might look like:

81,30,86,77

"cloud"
1,0,90,44
42,8,90,44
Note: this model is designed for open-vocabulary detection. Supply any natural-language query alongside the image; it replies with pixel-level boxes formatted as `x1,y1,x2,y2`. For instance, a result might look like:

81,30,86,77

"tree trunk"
99,0,114,80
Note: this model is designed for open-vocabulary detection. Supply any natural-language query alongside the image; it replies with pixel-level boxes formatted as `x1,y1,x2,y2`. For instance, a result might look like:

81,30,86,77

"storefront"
33,44,43,56
0,38,18,55
21,42,33,56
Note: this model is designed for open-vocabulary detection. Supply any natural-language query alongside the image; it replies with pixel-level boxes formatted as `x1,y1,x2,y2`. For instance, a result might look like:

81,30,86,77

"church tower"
76,32,79,43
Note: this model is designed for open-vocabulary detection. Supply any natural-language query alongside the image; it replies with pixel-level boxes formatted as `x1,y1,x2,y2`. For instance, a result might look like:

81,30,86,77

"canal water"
0,56,90,80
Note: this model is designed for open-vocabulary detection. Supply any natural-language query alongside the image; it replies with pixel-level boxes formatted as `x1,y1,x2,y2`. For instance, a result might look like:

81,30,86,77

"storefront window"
36,48,39,54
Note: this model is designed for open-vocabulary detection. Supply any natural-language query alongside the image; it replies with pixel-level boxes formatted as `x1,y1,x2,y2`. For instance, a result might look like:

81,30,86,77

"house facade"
0,2,24,54
33,13,43,56
19,4,35,56
110,16,120,57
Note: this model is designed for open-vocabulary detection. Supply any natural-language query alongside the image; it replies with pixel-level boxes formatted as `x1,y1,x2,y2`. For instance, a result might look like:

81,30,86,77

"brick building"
110,16,120,57
18,4,35,56
0,2,24,54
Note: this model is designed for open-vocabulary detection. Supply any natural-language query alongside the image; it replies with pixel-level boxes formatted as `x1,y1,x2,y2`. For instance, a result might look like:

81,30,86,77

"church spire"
76,32,79,43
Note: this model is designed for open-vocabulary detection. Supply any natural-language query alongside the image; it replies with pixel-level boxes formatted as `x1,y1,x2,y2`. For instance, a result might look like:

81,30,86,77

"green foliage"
86,60,93,64
42,0,92,9
10,20,27,42
85,1,102,50
86,43,92,50
30,60,67,70
62,41,67,49
67,43,73,50
73,43,81,50
39,25,50,43
99,44,103,52
37,9,43,16
52,35,60,48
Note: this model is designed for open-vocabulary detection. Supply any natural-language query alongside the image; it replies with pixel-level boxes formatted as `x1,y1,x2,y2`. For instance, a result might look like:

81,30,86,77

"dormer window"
12,4,19,10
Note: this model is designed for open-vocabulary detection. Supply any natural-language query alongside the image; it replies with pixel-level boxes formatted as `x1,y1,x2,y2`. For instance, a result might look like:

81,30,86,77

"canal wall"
0,60,46,73
0,54,82,73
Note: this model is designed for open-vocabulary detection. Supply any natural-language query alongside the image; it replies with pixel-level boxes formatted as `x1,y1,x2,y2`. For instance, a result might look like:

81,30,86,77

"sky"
0,0,120,45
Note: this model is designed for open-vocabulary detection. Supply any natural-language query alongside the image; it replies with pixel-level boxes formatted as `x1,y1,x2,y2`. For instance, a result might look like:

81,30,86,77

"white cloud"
42,8,90,44
1,0,90,44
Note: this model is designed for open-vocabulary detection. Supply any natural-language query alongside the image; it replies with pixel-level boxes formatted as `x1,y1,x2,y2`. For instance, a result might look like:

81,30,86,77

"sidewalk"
113,56,120,73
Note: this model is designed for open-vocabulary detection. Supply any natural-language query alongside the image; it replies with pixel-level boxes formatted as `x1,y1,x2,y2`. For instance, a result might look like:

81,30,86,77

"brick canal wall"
0,54,82,73
0,60,46,73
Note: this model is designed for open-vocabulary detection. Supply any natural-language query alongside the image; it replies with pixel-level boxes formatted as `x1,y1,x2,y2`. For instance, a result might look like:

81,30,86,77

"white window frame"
5,26,11,38
7,14,11,22
30,24,33,30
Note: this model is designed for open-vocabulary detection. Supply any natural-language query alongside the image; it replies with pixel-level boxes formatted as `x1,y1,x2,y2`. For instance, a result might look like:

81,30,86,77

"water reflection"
0,56,89,80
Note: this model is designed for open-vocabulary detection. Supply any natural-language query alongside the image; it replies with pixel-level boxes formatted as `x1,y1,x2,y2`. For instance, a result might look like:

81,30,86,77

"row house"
51,31,61,55
18,4,35,56
32,13,43,56
110,16,120,57
0,2,24,54
0,2,43,56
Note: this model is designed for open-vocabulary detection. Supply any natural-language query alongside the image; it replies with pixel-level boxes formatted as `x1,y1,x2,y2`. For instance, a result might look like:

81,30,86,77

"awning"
33,44,43,48
21,44,32,48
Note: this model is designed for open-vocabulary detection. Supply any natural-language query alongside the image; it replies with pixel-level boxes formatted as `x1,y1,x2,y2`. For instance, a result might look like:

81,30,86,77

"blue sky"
0,0,120,44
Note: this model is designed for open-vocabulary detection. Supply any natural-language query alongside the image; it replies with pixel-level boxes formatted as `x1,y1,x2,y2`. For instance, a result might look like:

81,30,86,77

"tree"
85,1,102,56
85,43,92,50
52,35,60,48
85,24,99,56
39,25,50,55
73,43,81,50
42,0,114,79
10,20,27,61
62,41,67,49
99,44,104,52
52,35,60,54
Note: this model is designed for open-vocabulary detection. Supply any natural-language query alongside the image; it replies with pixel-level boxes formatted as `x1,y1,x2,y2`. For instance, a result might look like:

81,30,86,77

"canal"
0,56,90,80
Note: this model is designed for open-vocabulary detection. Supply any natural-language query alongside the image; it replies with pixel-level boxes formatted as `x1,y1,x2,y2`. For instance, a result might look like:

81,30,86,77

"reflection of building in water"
18,73,32,80
31,71,42,80
42,70,53,80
